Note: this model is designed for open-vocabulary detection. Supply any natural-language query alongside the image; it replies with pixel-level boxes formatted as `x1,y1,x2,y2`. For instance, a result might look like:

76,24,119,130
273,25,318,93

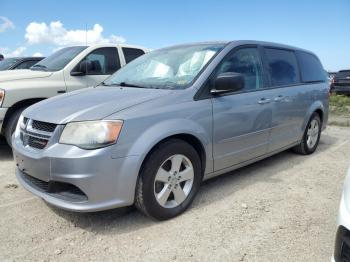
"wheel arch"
139,133,207,179
302,101,325,133
314,108,323,124
2,98,46,132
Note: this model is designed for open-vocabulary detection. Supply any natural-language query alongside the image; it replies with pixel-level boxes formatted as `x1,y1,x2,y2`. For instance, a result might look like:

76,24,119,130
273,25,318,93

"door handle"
274,95,284,102
258,98,271,104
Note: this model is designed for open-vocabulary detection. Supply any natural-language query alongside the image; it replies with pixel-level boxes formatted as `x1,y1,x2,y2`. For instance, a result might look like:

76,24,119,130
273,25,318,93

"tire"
135,139,202,220
4,108,25,147
292,113,321,155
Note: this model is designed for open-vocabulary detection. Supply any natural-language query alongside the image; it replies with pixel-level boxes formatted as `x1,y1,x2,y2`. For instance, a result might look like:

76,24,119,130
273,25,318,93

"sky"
0,0,349,71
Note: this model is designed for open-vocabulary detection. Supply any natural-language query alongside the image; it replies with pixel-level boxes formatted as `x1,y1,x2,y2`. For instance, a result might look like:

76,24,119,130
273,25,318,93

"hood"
0,69,53,82
24,86,172,124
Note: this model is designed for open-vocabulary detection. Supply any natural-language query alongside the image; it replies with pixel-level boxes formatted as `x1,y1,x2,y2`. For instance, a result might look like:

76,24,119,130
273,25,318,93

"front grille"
28,136,48,149
21,172,88,202
32,120,57,133
23,172,49,191
20,118,57,150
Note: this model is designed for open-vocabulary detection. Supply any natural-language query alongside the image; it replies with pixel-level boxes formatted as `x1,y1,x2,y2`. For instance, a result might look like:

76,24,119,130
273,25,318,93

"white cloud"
0,17,15,33
0,46,26,57
25,21,125,46
32,52,43,57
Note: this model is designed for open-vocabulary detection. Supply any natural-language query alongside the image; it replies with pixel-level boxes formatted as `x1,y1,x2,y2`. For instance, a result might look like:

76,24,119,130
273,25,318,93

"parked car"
0,57,44,71
332,168,350,262
331,70,350,95
0,44,148,146
12,41,329,220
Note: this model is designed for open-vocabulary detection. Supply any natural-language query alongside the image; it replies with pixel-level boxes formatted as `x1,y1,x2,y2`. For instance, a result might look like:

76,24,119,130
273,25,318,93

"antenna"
85,23,88,46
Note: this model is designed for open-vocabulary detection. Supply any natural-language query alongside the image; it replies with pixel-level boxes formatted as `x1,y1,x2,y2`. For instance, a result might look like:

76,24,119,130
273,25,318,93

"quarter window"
84,47,120,75
216,47,264,91
265,48,299,86
122,48,145,64
296,51,326,83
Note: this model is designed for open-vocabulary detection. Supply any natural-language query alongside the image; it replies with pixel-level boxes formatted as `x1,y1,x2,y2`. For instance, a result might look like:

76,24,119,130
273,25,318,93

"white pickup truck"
0,43,148,145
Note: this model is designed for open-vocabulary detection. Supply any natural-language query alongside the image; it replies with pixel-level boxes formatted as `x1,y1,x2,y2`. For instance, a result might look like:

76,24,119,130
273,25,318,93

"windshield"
0,58,19,70
31,46,87,71
103,43,225,89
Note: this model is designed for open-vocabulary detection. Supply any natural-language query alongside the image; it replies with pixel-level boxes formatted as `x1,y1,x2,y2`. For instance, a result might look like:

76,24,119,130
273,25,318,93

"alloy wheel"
306,119,320,149
153,154,194,208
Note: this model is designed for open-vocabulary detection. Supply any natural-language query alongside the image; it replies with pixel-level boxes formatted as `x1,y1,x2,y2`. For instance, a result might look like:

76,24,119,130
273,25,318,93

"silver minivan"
12,41,329,220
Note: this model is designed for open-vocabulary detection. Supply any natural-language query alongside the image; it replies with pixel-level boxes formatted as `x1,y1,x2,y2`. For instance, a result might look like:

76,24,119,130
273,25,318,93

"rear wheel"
135,139,202,220
4,108,25,147
292,113,321,155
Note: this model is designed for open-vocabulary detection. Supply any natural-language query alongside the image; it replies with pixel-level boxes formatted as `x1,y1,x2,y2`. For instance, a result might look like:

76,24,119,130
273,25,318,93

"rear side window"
265,48,299,86
122,48,145,64
296,51,326,82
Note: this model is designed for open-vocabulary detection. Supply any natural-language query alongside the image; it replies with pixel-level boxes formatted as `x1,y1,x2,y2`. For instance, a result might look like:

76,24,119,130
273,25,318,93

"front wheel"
292,113,321,155
135,139,202,220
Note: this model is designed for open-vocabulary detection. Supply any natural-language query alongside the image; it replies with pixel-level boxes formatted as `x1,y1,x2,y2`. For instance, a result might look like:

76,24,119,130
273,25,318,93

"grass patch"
329,94,350,115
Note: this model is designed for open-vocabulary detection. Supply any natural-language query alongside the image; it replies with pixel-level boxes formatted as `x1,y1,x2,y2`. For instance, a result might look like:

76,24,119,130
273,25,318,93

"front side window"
215,47,264,91
31,46,87,72
122,47,145,63
296,51,326,83
265,48,299,86
104,43,225,89
82,47,120,75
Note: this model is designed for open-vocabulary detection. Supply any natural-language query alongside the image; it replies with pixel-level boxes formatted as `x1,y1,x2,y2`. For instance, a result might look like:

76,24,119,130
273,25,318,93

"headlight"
59,120,123,149
0,89,4,107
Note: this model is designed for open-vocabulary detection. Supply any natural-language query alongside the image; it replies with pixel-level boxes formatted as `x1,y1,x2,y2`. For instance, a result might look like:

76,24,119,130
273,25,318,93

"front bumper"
13,137,141,212
0,107,7,132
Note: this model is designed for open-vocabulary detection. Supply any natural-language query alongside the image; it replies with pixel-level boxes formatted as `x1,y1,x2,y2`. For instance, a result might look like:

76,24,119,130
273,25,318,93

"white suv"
0,43,148,145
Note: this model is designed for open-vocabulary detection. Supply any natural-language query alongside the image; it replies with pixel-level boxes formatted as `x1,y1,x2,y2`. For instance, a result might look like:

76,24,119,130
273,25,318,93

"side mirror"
70,60,92,76
211,72,244,95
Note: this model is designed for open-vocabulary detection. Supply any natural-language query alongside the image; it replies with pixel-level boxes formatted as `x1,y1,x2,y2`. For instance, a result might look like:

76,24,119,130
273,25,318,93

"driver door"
212,46,272,171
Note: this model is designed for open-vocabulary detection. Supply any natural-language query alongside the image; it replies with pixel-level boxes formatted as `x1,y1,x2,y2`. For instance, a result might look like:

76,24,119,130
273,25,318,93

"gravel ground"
0,126,349,262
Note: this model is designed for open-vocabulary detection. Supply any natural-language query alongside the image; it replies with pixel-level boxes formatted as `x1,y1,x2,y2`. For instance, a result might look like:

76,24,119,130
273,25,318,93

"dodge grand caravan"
0,44,148,146
13,41,329,220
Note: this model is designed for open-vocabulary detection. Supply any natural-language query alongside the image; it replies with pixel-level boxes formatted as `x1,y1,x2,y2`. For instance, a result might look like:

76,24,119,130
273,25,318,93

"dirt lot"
0,126,349,262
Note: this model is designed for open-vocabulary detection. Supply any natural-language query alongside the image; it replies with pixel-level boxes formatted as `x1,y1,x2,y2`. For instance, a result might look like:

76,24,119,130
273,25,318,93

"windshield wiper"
118,82,146,88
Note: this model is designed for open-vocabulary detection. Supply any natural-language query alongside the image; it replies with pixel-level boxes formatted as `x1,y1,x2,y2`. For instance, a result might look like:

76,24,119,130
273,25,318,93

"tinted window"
265,48,299,86
0,58,19,70
335,70,350,80
297,51,326,82
216,47,263,91
84,47,120,75
122,48,145,63
15,60,40,69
